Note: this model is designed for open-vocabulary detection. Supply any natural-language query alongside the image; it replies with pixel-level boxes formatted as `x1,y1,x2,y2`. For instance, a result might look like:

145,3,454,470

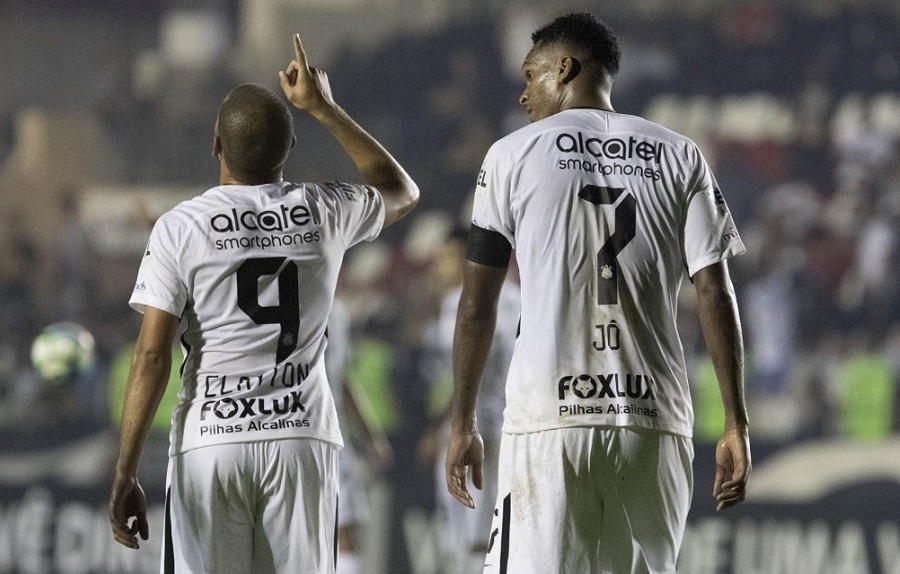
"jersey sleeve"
320,181,385,248
682,144,746,277
129,214,188,317
471,142,516,248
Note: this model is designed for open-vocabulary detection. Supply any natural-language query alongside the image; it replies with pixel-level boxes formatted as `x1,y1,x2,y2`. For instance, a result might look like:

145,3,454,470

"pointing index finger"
293,33,308,69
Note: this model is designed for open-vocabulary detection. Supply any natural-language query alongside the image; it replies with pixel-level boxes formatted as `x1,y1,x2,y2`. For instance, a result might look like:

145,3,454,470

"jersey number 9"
236,257,300,364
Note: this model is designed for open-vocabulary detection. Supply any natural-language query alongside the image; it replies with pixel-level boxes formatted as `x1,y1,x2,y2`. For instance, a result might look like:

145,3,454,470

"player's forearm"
695,267,748,429
450,305,497,433
114,349,172,478
309,102,418,224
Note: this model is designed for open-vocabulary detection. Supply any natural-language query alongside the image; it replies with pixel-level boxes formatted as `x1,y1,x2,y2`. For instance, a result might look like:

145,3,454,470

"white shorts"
161,439,339,574
483,427,693,574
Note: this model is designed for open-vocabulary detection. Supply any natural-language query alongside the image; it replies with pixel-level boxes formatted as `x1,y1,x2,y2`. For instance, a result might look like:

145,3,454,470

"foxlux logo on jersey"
197,360,313,436
210,204,322,251
555,132,665,181
558,373,659,417
198,390,311,435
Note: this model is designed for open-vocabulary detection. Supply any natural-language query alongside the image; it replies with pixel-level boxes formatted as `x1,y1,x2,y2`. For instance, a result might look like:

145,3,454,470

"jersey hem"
129,295,183,318
686,243,747,278
168,432,345,457
501,418,694,439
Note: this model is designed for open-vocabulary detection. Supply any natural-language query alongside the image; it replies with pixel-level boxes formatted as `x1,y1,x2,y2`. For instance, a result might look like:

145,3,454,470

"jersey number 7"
578,185,637,305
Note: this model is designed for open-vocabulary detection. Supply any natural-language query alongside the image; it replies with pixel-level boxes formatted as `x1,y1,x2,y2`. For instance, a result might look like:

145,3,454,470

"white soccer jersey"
130,181,384,455
472,108,745,438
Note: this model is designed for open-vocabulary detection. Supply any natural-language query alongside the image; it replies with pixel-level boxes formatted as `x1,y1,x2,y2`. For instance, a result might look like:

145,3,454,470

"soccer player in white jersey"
108,33,418,573
445,12,751,574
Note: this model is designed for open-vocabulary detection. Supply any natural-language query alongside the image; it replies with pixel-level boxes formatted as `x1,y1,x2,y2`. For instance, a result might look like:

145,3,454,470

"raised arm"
279,33,418,227
109,306,178,548
693,261,751,511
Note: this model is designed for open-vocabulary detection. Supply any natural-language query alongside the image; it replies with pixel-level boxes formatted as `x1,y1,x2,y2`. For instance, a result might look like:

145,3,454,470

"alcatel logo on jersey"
557,373,657,401
556,132,665,164
209,205,320,234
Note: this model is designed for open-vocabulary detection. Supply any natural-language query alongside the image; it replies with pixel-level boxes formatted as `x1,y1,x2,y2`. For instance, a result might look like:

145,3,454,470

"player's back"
172,183,334,374
134,180,384,454
473,108,743,437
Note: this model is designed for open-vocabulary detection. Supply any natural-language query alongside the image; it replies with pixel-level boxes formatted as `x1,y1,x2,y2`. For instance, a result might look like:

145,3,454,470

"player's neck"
218,163,281,186
560,83,615,112
561,91,614,114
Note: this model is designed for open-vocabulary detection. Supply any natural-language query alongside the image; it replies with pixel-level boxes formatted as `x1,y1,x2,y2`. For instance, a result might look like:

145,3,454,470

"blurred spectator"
54,186,95,323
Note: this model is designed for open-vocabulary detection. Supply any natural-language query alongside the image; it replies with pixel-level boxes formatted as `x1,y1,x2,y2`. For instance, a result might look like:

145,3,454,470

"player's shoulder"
607,112,703,160
153,188,212,227
491,114,562,151
151,185,248,237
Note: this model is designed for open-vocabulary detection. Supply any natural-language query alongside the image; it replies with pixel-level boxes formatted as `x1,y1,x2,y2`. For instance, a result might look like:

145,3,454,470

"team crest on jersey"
600,265,614,280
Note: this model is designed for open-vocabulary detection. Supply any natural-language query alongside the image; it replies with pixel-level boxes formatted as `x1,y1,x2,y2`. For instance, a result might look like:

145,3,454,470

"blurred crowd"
0,1,899,569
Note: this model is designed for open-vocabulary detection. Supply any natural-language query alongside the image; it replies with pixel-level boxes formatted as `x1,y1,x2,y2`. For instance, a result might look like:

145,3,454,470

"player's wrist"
449,413,478,433
723,414,750,434
113,458,140,481
306,99,340,123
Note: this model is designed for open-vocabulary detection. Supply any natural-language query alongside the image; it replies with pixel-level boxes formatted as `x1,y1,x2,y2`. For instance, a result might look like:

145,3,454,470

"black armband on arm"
466,224,511,268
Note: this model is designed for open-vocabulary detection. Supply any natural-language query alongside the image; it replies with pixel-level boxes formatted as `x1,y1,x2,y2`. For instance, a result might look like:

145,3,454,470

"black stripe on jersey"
179,322,191,379
467,224,511,268
333,495,339,569
499,492,511,574
163,487,174,574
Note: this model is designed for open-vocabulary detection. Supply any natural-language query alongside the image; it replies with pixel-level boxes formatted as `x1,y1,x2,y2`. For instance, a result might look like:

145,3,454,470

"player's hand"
713,425,751,511
278,33,334,113
445,427,484,509
109,475,149,549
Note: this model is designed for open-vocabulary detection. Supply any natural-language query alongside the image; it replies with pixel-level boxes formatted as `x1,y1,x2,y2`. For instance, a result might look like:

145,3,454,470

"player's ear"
212,134,222,159
290,135,297,150
560,56,582,84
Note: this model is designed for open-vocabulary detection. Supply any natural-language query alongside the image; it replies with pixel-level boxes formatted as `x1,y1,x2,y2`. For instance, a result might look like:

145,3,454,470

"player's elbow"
382,179,419,227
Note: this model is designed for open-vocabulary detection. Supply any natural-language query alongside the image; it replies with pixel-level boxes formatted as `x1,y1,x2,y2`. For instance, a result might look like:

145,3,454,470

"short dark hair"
216,84,294,183
532,12,621,78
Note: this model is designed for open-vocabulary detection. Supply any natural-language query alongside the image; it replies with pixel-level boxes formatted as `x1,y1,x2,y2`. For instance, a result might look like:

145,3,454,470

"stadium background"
1,0,899,572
